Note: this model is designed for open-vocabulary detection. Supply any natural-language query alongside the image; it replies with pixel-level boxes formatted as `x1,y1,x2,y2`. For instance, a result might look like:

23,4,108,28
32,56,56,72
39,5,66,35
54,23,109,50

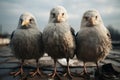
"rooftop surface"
0,46,120,80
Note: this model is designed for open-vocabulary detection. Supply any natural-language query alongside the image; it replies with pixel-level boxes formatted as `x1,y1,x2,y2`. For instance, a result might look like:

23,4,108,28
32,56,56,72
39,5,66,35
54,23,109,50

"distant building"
0,31,10,46
0,38,10,46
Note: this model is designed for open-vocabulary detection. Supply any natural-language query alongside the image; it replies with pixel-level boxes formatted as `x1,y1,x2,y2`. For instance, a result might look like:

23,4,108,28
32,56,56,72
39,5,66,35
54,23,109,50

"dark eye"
95,16,97,19
29,18,33,22
52,13,55,17
62,13,64,16
84,16,89,21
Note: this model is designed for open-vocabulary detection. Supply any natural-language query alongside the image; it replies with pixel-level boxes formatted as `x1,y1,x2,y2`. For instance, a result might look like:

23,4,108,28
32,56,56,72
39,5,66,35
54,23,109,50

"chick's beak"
56,14,62,22
89,17,96,25
21,19,29,26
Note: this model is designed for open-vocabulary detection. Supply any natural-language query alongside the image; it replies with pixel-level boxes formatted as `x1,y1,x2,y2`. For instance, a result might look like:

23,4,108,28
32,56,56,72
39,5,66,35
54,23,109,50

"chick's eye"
29,19,33,22
62,13,64,16
84,17,89,21
52,13,55,17
95,16,98,19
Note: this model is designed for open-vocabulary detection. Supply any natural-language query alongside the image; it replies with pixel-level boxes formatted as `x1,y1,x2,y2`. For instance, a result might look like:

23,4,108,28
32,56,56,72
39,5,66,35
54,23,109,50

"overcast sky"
0,0,120,34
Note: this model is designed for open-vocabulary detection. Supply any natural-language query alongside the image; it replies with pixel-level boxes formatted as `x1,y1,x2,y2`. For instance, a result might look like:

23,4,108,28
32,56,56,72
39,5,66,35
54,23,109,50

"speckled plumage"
43,6,76,78
10,12,43,60
76,10,112,73
76,26,111,62
10,12,44,76
11,29,43,59
43,23,75,59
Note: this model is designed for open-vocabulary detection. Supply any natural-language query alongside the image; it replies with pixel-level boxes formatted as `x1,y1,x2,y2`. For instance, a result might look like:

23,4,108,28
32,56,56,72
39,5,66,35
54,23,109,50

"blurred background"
0,0,120,47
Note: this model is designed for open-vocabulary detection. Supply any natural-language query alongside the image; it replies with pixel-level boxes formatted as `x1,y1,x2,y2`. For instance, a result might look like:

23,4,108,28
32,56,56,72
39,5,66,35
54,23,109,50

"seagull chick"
10,12,44,77
76,10,112,75
43,6,76,78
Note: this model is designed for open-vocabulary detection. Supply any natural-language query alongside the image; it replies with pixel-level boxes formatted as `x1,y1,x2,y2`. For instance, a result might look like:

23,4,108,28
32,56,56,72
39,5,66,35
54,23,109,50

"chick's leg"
10,59,24,76
30,59,43,77
49,59,60,78
63,58,73,78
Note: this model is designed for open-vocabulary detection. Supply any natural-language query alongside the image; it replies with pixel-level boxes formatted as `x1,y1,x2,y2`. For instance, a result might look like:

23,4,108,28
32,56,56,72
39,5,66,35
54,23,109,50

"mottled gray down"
43,23,76,60
76,10,112,64
10,12,44,60
43,6,76,60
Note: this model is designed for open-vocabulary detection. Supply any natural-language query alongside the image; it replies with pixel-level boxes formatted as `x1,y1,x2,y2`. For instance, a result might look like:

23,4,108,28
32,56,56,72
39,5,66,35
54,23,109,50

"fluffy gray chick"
43,6,76,78
10,12,44,77
76,10,112,74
